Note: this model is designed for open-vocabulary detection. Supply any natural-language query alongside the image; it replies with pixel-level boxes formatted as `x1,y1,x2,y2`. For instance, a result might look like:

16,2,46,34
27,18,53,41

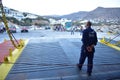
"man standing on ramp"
77,21,98,76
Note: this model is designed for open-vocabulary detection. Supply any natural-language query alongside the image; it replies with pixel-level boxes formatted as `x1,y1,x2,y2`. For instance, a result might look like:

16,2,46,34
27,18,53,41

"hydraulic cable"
11,32,19,45
0,1,22,49
107,33,120,43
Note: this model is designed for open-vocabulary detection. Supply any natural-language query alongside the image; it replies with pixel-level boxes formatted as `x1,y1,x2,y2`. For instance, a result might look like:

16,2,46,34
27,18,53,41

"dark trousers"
71,30,74,35
79,45,95,73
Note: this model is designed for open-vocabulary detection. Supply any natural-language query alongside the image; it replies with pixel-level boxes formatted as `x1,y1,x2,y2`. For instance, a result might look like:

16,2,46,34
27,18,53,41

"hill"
60,11,88,20
0,7,49,26
84,7,120,21
58,7,120,22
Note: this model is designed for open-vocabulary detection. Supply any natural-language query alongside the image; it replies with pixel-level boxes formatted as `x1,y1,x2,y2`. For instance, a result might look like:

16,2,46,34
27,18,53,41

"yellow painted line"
0,39,29,80
99,40,120,51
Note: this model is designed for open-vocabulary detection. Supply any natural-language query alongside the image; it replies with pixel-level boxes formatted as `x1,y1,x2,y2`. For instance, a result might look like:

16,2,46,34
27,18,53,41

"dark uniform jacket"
82,27,98,47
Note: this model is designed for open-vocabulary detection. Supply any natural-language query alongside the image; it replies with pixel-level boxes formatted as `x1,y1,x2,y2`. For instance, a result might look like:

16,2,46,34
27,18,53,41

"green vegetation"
36,16,50,22
72,21,81,26
23,12,27,17
21,18,32,26
0,16,20,25
0,16,50,26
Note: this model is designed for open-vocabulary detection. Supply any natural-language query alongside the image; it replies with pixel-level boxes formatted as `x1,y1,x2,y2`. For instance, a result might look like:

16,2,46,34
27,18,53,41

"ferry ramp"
5,37,120,80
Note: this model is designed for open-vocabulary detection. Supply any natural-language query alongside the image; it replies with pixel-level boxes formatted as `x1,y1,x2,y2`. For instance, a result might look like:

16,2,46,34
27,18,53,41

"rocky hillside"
84,7,120,21
60,11,88,20
59,7,120,21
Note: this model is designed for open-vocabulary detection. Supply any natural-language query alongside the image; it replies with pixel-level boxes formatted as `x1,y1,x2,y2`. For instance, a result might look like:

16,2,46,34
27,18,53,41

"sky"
2,0,120,16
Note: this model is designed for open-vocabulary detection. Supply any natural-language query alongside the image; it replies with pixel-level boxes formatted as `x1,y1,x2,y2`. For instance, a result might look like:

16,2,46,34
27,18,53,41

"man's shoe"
77,64,81,70
87,72,91,76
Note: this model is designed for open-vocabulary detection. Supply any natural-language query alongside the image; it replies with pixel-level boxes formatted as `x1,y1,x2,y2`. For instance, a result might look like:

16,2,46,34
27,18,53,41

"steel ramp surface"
6,38,120,80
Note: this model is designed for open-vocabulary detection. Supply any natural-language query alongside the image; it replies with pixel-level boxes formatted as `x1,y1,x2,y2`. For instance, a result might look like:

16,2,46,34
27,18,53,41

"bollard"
4,56,10,62
20,39,25,47
9,48,13,56
100,37,105,43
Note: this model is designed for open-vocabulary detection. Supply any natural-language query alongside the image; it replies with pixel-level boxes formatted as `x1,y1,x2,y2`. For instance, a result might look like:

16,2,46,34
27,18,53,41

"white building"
49,18,71,26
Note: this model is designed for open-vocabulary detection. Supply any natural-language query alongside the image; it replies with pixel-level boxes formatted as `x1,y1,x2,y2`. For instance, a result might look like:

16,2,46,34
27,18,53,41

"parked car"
21,27,28,33
45,26,50,30
0,27,4,33
0,24,6,33
9,26,17,33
